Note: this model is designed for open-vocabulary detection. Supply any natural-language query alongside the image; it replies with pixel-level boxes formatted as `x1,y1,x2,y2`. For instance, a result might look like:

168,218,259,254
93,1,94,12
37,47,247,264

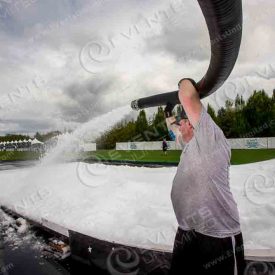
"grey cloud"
0,117,53,135
145,26,210,63
144,1,210,62
58,77,116,122
0,0,87,36
0,0,274,135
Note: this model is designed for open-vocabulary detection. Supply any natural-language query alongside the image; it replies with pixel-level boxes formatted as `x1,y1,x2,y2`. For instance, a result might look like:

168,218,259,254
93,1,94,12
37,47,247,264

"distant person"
162,139,168,155
165,79,245,275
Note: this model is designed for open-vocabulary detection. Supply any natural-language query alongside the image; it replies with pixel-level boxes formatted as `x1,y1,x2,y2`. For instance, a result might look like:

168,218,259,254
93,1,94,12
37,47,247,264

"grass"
79,150,181,164
79,149,275,165
0,151,41,161
1,149,275,165
230,149,275,165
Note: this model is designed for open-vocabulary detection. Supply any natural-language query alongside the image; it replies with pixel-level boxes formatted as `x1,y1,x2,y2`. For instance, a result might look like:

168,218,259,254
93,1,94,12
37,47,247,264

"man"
165,79,245,275
162,138,168,155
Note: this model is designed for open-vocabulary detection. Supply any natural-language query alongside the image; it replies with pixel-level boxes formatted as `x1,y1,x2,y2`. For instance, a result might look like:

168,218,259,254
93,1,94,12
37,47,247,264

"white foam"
41,105,132,164
0,159,275,252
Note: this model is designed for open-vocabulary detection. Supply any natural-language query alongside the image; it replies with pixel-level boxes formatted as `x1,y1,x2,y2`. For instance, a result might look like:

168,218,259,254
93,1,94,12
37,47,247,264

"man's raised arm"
178,79,202,128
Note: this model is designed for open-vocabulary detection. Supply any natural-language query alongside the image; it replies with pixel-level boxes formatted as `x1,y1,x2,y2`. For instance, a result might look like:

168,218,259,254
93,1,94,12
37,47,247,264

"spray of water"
41,105,132,165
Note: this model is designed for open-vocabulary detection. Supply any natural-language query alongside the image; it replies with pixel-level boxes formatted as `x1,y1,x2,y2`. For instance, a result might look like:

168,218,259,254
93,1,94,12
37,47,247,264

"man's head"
178,118,194,143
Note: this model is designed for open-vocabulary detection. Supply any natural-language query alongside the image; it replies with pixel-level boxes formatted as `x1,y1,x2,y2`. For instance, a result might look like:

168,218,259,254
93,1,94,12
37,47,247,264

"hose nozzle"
130,90,180,111
131,100,139,110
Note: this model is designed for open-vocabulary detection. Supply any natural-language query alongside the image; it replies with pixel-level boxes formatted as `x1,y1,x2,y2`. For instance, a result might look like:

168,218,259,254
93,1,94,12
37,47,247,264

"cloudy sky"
0,0,274,135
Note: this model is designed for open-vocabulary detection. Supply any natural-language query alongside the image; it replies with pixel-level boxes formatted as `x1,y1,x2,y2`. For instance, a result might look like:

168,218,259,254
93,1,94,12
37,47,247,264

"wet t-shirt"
171,105,241,237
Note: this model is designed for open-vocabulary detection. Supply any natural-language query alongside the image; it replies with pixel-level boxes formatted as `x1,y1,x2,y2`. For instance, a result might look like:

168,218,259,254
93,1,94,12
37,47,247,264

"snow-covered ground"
0,159,275,252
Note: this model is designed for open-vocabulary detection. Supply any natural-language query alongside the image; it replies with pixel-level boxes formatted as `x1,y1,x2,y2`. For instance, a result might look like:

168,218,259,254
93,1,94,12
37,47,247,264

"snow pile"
0,159,275,251
15,217,29,234
0,209,45,251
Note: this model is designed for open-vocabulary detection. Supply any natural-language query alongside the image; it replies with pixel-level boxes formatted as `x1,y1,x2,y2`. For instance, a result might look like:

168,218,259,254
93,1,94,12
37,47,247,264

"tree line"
1,90,274,149
0,131,61,143
96,90,275,149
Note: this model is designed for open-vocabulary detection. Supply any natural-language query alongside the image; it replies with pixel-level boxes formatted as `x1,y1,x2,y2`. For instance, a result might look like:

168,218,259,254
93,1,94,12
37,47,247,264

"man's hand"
164,102,175,118
178,79,202,128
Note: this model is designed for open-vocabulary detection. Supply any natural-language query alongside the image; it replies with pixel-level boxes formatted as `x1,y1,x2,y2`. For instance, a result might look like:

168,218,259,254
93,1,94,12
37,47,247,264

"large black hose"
131,0,243,110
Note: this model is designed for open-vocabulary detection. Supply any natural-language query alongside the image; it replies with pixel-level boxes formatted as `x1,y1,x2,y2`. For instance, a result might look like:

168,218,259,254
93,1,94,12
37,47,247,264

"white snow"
0,159,275,252
0,208,46,251
15,217,29,234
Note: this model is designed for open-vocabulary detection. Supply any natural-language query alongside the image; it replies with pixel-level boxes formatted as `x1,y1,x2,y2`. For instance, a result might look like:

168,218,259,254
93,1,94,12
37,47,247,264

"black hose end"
131,100,139,110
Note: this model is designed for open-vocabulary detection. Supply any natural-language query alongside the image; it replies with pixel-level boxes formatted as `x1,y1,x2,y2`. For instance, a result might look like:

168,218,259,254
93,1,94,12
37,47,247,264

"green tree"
135,110,149,137
225,99,234,110
217,107,234,137
95,90,275,148
148,106,168,141
230,95,247,137
232,109,248,138
243,90,273,137
207,103,217,123
271,90,275,135
235,94,245,110
0,134,31,142
153,107,165,127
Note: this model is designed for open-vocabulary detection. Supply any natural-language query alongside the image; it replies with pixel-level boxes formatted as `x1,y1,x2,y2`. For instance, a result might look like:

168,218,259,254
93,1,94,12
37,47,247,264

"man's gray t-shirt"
171,105,241,238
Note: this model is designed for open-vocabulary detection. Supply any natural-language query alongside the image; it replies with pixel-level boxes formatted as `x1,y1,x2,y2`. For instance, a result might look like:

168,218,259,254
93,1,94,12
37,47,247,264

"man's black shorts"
169,227,245,275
